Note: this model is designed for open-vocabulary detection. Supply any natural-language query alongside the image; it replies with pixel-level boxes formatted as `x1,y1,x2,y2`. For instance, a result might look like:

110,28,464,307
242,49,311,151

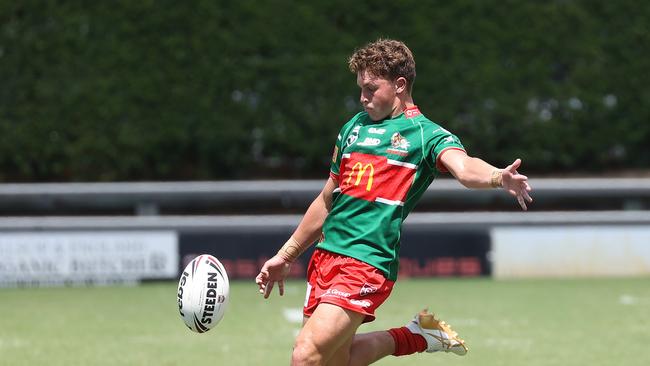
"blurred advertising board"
492,226,650,278
0,231,178,287
179,229,490,280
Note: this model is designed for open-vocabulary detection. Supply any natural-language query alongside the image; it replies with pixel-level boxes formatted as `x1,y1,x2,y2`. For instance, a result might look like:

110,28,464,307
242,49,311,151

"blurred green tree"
0,0,648,181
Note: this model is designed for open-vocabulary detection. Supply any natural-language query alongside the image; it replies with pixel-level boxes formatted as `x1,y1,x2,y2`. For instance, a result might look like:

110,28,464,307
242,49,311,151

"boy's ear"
395,77,408,94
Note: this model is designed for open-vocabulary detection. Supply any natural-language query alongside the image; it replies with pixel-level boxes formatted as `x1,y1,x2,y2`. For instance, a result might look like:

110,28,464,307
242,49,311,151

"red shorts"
303,248,395,323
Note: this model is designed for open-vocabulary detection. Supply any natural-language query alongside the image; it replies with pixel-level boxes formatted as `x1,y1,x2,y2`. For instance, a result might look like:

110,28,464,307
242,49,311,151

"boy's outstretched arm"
439,149,533,210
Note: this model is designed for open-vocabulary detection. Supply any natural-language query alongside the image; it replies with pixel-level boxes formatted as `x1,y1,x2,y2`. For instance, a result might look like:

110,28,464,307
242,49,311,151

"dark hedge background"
1,1,648,181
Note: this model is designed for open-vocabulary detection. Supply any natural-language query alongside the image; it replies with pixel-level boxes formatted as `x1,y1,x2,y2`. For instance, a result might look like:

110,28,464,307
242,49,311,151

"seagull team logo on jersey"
346,126,361,147
387,132,410,156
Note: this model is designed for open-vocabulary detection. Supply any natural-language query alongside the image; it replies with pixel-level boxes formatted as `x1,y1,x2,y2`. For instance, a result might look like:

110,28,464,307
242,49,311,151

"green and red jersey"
316,106,465,280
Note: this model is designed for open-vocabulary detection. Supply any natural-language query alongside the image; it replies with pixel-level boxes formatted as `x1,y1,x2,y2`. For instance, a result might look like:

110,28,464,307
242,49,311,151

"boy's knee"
291,337,322,366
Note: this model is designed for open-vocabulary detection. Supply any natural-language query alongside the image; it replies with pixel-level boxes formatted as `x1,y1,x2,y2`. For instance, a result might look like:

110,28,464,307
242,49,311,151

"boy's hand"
501,158,533,210
255,255,291,298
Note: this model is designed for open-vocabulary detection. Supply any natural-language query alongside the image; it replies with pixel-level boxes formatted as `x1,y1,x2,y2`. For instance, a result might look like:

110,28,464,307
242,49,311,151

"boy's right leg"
292,302,365,366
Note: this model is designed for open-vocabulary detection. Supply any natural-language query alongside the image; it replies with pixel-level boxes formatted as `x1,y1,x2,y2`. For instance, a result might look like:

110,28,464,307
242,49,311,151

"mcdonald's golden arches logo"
345,162,374,191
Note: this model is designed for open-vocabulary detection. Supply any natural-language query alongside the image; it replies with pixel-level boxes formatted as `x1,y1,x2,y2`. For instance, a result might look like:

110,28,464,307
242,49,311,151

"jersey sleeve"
425,125,466,173
329,115,360,183
329,134,344,183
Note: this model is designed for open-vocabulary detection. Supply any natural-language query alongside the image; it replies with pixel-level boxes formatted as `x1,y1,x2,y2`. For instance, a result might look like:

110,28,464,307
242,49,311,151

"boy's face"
356,70,400,121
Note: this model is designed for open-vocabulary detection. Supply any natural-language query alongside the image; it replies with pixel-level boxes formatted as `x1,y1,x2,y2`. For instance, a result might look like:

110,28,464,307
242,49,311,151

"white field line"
283,307,304,338
0,337,27,349
283,307,304,324
619,294,650,306
483,337,533,350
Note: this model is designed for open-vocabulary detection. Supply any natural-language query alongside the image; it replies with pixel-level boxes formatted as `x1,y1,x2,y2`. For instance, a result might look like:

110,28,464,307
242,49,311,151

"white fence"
0,178,649,214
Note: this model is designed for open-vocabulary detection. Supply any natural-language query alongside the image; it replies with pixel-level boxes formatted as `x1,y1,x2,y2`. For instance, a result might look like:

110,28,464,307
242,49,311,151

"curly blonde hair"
348,39,416,92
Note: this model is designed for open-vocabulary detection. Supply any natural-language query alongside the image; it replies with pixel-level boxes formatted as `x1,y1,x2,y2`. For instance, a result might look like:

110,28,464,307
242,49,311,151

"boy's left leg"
344,309,469,365
346,330,396,365
324,334,354,366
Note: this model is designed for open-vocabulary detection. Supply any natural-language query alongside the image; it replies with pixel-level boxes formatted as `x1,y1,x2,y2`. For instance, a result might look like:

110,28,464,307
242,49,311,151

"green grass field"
1,277,649,366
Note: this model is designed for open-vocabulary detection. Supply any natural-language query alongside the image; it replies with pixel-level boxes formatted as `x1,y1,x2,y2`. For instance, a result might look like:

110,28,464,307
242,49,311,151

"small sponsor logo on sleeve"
442,136,459,144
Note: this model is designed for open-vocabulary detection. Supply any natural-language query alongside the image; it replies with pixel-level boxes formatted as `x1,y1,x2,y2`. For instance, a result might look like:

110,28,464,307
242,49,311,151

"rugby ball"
177,254,229,333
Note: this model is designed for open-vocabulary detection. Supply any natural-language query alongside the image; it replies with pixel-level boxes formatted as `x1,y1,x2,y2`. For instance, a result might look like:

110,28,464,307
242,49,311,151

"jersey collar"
403,105,421,118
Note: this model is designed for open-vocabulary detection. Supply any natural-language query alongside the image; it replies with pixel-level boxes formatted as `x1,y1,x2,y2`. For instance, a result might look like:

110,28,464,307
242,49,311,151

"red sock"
387,326,427,356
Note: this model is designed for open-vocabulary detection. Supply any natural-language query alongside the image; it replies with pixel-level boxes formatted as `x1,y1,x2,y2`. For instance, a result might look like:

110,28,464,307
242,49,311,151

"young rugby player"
256,39,533,365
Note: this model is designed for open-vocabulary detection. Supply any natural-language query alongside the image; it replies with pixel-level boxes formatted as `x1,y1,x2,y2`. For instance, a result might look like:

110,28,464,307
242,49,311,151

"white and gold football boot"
405,309,468,356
